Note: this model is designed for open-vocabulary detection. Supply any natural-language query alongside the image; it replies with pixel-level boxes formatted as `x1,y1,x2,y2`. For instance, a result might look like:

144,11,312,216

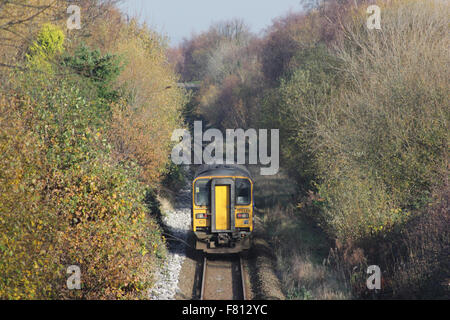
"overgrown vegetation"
0,1,185,299
1,0,448,300
174,0,449,299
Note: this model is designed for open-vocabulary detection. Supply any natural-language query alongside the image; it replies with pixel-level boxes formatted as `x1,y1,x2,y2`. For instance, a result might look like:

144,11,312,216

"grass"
250,166,350,300
264,204,351,300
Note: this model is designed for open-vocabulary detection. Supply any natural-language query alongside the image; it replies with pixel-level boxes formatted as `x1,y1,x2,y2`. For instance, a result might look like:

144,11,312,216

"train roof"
194,164,253,181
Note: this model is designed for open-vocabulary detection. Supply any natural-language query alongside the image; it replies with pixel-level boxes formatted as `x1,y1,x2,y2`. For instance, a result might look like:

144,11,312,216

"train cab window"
236,179,251,205
195,179,211,206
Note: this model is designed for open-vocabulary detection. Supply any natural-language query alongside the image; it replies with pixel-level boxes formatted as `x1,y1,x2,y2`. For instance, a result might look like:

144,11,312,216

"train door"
211,178,235,233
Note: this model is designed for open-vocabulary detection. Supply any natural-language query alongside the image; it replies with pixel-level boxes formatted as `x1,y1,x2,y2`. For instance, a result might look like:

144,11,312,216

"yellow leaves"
89,181,97,192
107,21,185,185
368,224,384,234
391,207,402,214
0,6,174,301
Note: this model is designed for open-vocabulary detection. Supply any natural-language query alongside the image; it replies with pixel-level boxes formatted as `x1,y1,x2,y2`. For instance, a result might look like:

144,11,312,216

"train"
192,164,254,253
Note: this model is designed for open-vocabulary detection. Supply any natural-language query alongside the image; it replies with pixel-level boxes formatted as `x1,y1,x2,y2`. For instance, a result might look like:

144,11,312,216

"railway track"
200,254,246,300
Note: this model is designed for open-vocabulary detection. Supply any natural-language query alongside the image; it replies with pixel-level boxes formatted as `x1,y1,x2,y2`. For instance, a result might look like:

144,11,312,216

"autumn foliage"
175,0,449,298
0,1,185,299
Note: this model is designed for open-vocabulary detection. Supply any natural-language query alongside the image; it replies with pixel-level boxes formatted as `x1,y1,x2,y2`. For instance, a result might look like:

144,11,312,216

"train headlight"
195,213,208,219
236,213,249,219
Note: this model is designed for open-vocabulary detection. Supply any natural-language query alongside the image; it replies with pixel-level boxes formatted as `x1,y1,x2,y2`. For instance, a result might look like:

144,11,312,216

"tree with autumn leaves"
175,0,449,298
0,1,185,299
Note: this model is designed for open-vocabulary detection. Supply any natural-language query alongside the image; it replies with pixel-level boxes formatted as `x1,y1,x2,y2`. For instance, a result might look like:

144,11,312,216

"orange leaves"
99,19,186,186
0,81,166,300
0,1,177,299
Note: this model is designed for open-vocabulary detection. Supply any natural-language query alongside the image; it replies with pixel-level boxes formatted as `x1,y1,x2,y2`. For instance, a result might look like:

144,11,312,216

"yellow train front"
192,164,253,253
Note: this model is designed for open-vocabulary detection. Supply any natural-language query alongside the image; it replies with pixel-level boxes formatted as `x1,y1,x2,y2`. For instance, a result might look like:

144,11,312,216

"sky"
119,0,305,46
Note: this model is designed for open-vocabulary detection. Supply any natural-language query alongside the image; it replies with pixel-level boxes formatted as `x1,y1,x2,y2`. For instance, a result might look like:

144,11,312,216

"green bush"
262,0,449,241
161,161,186,192
259,0,449,297
260,44,341,194
62,45,123,102
1,41,166,299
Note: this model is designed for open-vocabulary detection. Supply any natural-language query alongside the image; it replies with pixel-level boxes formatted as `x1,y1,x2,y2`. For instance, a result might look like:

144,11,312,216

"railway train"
192,164,253,253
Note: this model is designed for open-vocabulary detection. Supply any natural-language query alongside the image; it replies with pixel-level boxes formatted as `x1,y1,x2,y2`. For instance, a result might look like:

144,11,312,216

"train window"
236,179,251,205
195,179,210,206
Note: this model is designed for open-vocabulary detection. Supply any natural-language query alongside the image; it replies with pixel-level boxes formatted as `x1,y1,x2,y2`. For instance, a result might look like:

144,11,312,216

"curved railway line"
200,254,247,300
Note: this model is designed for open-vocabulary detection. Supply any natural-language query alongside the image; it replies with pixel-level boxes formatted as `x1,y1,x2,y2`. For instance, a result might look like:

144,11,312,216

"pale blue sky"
119,0,305,46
